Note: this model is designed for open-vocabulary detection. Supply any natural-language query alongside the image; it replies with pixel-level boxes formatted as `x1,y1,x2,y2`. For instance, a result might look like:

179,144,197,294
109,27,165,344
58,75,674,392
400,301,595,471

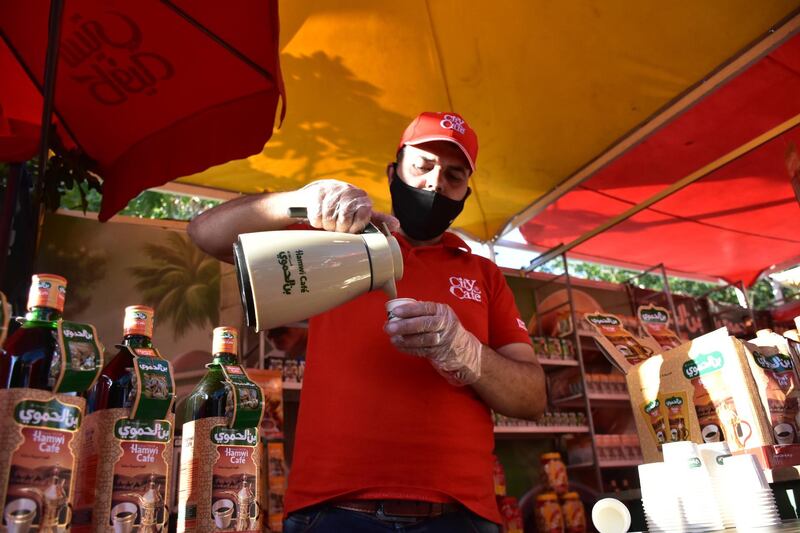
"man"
267,326,308,360
188,112,546,532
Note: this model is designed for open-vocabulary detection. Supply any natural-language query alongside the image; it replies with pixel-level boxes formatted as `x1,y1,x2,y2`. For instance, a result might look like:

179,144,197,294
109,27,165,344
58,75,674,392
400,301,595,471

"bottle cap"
213,326,239,356
27,274,67,312
124,305,155,338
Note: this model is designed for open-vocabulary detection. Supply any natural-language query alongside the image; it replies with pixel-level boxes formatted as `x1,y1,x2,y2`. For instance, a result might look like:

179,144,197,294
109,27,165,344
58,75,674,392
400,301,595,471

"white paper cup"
592,498,631,533
697,441,731,477
721,453,769,490
385,298,417,321
662,441,699,466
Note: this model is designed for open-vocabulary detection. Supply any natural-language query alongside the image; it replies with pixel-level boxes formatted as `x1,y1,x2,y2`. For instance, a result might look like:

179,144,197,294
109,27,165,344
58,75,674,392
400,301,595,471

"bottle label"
0,289,9,348
129,351,176,421
27,274,67,313
1,391,84,532
54,320,104,393
220,365,264,429
178,419,262,533
108,418,172,530
71,410,174,531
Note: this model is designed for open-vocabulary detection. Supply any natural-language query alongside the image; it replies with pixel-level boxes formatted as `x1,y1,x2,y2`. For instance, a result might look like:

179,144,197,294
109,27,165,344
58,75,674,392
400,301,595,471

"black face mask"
389,165,471,241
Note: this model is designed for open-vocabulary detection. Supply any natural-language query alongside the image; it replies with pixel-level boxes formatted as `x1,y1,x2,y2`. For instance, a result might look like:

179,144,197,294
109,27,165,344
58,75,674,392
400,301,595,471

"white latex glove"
384,301,483,386
298,179,399,233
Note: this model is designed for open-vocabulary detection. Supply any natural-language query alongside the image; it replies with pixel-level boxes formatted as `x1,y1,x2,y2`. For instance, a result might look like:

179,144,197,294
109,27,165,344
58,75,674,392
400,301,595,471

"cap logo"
440,114,465,134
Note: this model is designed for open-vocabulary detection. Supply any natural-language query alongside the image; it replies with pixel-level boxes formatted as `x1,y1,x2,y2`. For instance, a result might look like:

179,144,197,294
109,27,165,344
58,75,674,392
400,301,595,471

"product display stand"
622,262,682,338
700,280,759,337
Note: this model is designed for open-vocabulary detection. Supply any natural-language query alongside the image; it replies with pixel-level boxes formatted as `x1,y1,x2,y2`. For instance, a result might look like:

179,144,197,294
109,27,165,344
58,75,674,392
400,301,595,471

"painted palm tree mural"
129,232,220,338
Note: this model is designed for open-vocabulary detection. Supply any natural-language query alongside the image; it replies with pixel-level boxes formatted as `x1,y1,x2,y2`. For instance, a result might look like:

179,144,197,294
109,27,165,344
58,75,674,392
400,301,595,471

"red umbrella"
0,0,285,220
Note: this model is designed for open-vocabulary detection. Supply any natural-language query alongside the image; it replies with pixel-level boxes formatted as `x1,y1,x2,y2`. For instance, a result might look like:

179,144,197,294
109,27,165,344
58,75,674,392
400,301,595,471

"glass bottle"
183,327,239,422
86,305,157,413
0,274,67,390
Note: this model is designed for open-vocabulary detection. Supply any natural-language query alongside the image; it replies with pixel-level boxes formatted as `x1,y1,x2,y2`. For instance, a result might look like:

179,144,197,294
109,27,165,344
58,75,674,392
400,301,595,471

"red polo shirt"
284,232,531,523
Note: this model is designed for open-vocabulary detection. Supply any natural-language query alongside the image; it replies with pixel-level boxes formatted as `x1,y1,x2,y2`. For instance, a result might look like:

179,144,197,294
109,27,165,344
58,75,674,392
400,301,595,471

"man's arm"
385,302,546,420
188,191,299,262
188,180,398,263
471,343,546,420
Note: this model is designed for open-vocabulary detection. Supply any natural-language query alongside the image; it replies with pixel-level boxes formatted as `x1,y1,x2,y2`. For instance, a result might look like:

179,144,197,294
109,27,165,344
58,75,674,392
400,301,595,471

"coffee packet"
637,304,682,350
742,341,800,444
585,312,661,373
627,327,772,462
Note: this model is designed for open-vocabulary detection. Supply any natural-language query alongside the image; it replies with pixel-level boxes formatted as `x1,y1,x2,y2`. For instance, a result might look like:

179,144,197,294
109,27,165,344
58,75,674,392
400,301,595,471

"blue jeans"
284,505,500,533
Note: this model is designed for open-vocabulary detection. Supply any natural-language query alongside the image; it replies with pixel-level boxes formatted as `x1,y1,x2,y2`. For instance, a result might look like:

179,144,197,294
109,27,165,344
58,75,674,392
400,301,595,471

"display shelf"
537,357,579,367
493,425,589,437
552,391,629,408
598,459,642,469
551,393,585,407
588,391,629,402
600,489,642,501
566,462,595,469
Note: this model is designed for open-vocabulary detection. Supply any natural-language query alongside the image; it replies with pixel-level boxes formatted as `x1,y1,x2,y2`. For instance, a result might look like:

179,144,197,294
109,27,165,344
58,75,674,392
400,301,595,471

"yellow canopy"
179,0,799,241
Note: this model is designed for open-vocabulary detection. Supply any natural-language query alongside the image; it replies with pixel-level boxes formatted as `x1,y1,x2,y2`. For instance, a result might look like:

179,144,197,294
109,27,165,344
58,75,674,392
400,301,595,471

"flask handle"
287,207,381,234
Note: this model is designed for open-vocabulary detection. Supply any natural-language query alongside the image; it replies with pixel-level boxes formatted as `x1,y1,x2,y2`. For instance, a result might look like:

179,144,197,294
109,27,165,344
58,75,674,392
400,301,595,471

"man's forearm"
188,190,299,262
471,347,546,420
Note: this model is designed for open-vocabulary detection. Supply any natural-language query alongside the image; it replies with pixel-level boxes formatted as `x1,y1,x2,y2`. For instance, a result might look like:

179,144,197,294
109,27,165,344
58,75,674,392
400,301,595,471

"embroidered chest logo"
449,276,482,302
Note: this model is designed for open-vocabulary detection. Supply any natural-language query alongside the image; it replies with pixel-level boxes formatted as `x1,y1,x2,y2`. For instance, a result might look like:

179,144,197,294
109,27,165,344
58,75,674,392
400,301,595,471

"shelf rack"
523,249,605,491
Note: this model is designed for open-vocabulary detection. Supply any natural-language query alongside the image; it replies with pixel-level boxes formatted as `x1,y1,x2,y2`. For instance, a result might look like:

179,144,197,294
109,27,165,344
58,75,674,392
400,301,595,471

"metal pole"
33,0,65,248
0,163,23,284
739,281,759,334
659,263,682,338
563,253,604,491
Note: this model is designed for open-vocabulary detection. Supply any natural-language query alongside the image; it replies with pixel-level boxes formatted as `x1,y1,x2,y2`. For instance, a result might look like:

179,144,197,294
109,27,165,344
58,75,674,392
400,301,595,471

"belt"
333,499,462,522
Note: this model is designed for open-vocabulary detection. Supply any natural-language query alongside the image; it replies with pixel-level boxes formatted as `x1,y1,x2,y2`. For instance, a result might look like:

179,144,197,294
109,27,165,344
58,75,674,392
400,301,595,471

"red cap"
398,112,478,172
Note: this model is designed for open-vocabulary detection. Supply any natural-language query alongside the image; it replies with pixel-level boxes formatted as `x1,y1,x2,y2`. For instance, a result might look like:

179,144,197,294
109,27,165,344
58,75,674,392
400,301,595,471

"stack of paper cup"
638,462,685,532
721,454,781,529
661,441,724,531
696,442,735,529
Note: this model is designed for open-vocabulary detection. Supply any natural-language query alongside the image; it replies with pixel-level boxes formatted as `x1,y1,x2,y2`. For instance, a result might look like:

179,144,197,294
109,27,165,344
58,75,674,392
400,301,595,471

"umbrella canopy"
520,33,800,286
0,0,284,220
179,0,799,241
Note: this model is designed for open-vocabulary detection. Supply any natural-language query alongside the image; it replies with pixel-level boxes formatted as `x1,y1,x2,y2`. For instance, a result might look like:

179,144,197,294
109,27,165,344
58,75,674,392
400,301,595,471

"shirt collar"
394,231,471,253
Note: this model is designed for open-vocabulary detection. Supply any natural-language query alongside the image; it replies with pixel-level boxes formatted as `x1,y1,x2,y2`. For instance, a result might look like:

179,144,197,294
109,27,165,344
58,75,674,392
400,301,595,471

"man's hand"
384,300,482,386
299,180,399,233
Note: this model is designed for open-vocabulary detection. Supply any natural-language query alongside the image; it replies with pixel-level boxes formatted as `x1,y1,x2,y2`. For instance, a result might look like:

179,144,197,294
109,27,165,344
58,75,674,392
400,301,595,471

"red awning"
521,34,800,285
0,1,284,220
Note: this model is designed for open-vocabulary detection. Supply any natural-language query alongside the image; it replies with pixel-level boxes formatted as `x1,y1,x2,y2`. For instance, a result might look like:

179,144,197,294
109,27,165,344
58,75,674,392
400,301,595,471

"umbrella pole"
33,0,65,247
0,163,23,284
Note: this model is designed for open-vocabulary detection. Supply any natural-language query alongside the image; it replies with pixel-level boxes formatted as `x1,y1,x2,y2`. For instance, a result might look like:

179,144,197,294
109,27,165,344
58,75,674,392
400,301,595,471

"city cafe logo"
440,114,466,134
683,351,725,380
62,11,175,105
14,398,81,432
449,277,482,302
